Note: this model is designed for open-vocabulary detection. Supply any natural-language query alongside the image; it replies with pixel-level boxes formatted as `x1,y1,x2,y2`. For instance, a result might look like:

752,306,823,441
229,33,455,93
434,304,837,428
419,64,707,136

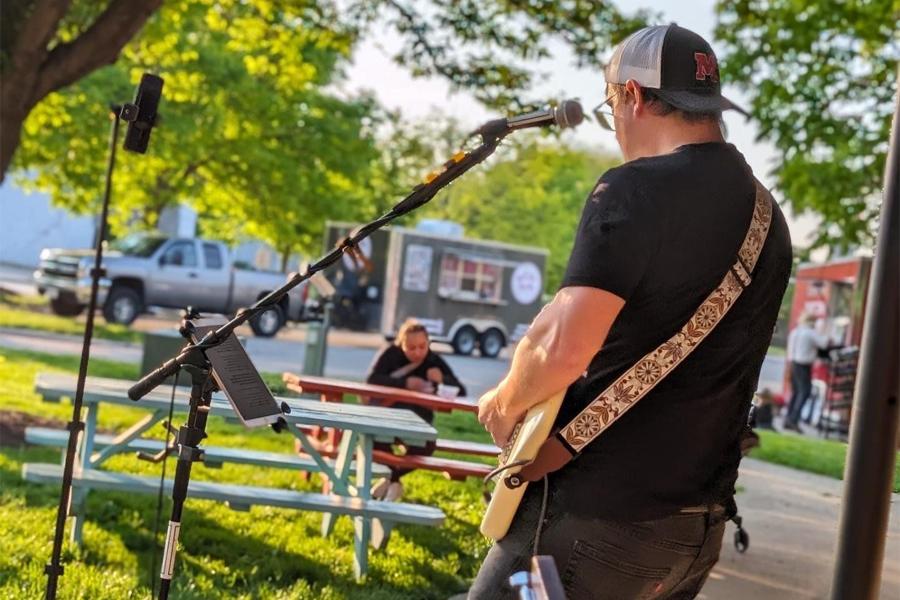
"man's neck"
631,119,724,160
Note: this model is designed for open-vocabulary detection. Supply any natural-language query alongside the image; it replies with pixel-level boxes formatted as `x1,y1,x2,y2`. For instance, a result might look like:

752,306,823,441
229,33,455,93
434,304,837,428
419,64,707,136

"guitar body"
480,390,566,540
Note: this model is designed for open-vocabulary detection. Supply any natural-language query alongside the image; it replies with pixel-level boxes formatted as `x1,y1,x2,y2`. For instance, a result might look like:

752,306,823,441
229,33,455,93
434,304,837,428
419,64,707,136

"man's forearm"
490,286,624,423
496,320,588,420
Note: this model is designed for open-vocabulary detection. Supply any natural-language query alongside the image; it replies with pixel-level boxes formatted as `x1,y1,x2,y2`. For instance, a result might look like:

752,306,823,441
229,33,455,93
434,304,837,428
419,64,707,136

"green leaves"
371,0,652,110
8,0,647,264
13,0,379,262
715,0,898,252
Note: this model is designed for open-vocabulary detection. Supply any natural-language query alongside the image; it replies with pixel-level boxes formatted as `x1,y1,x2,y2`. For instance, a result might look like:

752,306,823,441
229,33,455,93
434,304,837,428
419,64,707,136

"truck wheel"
452,326,478,356
49,294,85,317
102,286,141,325
479,328,506,358
250,305,284,337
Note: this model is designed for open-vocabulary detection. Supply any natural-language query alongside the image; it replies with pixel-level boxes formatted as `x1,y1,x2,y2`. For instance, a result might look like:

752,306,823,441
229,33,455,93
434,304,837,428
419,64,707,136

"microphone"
474,100,584,137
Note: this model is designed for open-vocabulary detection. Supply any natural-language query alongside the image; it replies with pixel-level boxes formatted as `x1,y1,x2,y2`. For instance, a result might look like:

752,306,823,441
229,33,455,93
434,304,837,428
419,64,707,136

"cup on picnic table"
436,384,460,399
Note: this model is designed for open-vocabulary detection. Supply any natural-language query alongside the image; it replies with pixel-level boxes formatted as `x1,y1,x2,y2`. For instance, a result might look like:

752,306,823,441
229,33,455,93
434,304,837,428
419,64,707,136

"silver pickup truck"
34,234,308,337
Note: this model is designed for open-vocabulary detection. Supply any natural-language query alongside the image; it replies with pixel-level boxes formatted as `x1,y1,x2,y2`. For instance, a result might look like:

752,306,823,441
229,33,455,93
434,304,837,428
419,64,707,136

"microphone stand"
129,129,509,599
44,103,140,600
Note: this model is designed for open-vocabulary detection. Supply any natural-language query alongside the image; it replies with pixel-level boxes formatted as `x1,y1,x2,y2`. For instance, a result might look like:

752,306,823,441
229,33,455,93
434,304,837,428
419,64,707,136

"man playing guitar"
472,24,792,599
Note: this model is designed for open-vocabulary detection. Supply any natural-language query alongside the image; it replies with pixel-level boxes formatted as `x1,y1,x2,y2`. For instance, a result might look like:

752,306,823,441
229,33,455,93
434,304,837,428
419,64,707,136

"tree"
2,0,650,180
1,0,163,179
714,0,898,253
421,136,619,292
13,0,381,263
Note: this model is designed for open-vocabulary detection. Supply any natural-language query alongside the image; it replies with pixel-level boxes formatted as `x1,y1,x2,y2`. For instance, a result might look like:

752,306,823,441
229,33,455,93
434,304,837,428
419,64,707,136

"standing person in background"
366,318,467,501
784,313,829,431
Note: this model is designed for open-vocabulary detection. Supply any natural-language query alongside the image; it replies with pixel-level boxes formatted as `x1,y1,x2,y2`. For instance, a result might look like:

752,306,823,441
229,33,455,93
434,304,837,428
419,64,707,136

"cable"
532,476,549,556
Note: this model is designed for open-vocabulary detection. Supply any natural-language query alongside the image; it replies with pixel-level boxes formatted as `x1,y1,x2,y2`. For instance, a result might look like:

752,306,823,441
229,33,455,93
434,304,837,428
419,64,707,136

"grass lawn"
0,293,142,343
2,346,897,598
750,429,900,493
0,348,493,599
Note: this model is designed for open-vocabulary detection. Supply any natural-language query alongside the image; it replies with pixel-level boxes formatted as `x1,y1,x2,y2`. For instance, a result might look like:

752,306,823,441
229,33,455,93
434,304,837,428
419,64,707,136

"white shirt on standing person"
787,319,829,365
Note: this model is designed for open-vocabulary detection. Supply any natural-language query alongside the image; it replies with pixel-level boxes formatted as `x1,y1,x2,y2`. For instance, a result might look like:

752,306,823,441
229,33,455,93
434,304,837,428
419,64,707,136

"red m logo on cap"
694,52,719,82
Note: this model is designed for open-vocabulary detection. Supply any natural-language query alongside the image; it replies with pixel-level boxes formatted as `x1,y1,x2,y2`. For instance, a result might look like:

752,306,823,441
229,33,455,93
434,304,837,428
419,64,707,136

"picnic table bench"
281,372,499,481
24,372,446,579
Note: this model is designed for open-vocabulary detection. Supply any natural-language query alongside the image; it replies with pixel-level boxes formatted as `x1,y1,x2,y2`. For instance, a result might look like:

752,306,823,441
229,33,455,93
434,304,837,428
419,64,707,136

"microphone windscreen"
555,100,584,129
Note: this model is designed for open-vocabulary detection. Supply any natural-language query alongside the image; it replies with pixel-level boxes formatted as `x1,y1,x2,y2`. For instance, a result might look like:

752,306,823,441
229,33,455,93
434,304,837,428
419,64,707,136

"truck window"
161,241,197,267
203,243,223,269
438,253,503,303
110,234,166,257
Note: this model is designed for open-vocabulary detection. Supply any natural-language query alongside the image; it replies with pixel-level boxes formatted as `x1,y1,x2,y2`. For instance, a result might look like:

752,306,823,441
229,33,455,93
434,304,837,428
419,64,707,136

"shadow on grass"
4,446,344,596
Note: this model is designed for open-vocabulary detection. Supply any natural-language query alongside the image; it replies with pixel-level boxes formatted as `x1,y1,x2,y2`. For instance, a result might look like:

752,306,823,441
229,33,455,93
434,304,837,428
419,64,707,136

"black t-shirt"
551,142,792,520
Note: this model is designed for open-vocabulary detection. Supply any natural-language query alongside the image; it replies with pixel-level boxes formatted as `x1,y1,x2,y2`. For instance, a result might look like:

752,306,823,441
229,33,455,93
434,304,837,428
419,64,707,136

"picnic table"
282,373,499,480
23,372,446,579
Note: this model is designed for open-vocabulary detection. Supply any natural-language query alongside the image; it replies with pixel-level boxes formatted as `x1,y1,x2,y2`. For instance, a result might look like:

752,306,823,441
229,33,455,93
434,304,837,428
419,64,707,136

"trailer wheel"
451,326,478,356
479,328,506,358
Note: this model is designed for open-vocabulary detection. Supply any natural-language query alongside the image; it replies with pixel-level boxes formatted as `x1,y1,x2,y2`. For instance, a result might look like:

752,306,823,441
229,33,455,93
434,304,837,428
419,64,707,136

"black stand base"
155,317,216,600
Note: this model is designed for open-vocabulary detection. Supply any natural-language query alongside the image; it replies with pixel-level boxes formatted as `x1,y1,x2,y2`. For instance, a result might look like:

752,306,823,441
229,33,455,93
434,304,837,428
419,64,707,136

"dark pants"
469,485,726,600
787,363,813,425
370,400,436,482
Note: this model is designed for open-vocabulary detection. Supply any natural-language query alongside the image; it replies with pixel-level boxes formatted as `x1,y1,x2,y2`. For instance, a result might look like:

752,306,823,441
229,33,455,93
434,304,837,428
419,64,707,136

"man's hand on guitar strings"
477,386,521,447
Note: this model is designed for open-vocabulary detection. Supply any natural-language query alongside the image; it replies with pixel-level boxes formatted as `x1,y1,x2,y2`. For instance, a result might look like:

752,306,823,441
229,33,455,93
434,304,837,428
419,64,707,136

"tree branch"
34,0,163,99
0,0,71,181
6,0,70,75
384,0,458,82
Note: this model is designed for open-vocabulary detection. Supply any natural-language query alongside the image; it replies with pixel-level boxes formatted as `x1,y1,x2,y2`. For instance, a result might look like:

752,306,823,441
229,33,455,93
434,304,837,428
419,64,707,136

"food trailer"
323,221,549,358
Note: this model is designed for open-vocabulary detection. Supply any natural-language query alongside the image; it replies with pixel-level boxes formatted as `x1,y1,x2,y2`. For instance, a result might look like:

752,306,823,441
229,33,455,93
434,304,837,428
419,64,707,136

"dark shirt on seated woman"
366,345,467,424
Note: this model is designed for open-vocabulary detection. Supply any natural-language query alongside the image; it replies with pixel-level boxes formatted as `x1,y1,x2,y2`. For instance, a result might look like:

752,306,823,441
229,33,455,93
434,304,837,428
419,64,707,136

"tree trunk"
0,106,28,181
0,0,163,182
280,248,292,273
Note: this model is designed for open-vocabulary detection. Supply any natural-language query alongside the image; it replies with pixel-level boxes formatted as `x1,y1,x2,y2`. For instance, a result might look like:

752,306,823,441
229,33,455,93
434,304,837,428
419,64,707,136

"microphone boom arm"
129,130,509,401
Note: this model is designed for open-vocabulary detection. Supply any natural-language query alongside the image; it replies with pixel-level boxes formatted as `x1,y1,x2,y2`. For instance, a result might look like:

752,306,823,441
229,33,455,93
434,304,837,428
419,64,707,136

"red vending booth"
784,256,873,437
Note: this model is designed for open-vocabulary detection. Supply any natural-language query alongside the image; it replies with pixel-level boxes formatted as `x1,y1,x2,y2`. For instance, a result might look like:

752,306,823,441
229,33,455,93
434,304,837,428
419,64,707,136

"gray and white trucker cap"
606,24,748,116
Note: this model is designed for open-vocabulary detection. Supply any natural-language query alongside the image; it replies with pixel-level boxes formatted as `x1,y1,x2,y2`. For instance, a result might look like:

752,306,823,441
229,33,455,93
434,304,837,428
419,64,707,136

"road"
0,323,785,400
0,261,785,398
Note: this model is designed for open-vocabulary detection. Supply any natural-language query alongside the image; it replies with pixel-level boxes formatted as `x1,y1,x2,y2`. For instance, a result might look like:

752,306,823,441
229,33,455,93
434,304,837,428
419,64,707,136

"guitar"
480,390,566,540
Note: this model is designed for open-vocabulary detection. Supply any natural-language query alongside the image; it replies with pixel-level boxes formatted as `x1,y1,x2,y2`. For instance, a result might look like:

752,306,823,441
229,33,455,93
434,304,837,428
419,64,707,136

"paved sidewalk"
701,458,899,599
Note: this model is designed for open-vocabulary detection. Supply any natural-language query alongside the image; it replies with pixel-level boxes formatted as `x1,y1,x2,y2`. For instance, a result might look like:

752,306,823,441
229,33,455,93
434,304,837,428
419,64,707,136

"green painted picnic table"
24,372,444,580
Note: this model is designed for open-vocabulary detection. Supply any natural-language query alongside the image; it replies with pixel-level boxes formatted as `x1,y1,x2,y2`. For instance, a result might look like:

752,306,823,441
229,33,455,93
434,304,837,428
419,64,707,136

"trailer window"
439,253,503,303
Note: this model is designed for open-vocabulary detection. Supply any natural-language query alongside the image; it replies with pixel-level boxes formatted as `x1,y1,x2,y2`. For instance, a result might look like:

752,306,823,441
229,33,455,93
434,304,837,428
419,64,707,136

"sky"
340,0,820,247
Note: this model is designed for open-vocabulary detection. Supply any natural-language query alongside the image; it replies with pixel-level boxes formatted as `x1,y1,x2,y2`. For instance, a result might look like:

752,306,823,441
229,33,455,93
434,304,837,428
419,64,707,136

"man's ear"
624,79,646,117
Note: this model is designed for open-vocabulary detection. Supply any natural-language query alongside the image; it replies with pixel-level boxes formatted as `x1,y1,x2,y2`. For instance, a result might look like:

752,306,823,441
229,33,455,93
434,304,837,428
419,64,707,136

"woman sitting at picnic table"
366,318,467,501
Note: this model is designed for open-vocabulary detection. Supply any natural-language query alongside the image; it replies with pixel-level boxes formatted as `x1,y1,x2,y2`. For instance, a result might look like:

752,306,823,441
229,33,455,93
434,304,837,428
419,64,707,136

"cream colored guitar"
480,391,566,540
